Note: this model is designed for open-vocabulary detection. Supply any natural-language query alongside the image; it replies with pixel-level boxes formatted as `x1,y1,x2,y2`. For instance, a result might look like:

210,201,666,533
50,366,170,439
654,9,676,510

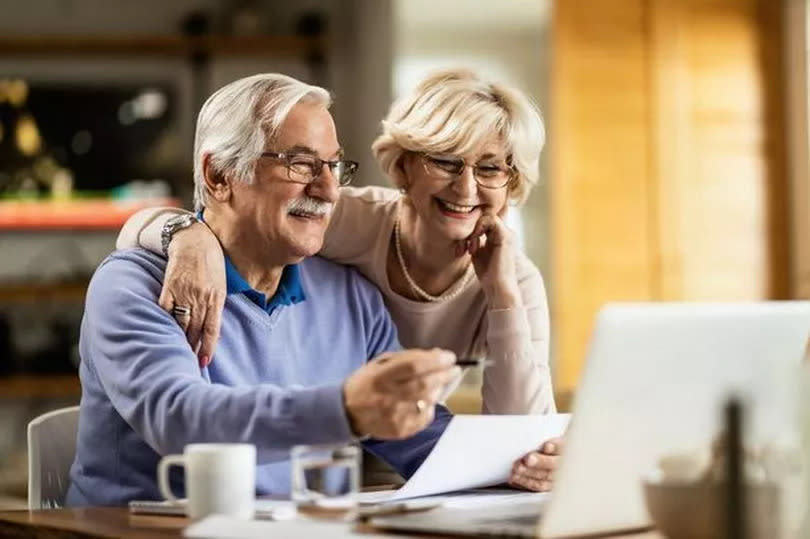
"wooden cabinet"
0,199,183,399
551,0,789,394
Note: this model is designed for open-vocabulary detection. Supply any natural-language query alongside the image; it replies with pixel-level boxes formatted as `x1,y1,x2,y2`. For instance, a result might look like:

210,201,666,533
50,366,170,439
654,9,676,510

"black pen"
374,355,492,368
455,358,494,368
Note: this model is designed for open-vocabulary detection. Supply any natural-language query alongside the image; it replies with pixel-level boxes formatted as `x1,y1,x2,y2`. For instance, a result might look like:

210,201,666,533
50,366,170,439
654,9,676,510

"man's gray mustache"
286,197,334,217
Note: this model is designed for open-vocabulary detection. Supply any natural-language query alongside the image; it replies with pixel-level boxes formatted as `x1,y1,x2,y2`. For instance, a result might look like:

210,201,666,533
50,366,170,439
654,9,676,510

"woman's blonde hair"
372,68,545,205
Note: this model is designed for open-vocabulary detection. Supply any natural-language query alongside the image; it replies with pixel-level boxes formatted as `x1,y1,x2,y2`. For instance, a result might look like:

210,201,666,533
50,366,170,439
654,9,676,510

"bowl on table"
642,475,781,539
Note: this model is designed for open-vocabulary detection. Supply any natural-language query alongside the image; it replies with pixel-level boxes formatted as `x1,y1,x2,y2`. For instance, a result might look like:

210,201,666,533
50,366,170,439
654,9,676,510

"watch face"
162,214,196,255
170,215,190,227
168,215,195,231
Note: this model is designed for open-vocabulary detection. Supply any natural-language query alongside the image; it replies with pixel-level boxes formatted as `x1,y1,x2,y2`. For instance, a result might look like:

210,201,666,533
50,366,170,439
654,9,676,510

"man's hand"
343,349,461,440
508,437,565,492
157,222,226,367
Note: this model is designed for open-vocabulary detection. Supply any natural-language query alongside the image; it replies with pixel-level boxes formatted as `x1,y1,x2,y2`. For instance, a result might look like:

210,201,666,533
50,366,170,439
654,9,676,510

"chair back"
27,405,80,509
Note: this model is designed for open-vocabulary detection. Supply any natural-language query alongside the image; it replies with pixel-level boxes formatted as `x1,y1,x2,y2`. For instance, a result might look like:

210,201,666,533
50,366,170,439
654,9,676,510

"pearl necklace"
393,216,474,303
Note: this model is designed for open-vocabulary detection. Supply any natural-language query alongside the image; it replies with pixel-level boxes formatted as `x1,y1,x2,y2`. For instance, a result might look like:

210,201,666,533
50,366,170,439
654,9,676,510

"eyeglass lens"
424,155,511,188
287,154,356,185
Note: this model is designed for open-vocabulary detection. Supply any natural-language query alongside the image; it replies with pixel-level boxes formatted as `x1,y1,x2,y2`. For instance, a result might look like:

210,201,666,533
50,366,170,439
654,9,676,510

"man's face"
230,102,341,264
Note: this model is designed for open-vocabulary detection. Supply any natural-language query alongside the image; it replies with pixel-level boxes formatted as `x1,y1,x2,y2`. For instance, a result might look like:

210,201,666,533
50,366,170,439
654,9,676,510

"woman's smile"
434,196,482,219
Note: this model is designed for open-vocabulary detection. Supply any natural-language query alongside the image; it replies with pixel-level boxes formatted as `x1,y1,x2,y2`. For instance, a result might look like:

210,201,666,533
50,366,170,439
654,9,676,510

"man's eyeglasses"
261,152,358,186
419,153,515,189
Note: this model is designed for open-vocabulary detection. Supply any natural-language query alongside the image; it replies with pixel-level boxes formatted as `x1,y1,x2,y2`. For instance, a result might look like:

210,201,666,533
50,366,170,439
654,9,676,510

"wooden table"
0,507,664,538
0,508,186,538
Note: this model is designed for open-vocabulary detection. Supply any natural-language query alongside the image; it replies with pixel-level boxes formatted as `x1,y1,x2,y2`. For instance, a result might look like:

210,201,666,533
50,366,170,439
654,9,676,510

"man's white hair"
192,73,332,211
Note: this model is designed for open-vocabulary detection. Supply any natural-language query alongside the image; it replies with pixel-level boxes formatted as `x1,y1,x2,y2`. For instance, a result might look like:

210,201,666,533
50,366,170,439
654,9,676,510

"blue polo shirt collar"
224,256,305,314
198,210,305,314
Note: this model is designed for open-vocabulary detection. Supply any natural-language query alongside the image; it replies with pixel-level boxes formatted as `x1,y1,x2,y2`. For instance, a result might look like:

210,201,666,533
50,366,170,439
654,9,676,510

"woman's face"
400,140,512,241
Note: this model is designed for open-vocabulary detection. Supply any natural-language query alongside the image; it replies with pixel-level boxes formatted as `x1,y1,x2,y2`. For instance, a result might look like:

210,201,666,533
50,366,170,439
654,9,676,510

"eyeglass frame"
260,151,359,186
416,152,516,190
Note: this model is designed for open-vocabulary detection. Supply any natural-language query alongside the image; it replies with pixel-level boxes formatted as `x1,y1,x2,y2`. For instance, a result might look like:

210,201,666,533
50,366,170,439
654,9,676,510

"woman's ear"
202,154,231,203
392,154,411,193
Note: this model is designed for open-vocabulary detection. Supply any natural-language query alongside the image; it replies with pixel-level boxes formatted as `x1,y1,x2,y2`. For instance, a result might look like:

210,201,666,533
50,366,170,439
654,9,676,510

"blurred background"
0,0,807,508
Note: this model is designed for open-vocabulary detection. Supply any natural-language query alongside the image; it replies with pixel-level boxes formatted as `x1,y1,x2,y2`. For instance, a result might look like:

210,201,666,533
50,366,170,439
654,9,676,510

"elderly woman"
117,69,559,491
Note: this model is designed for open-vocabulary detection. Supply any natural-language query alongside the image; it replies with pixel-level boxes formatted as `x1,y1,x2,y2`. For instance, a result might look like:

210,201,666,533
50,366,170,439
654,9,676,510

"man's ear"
202,154,231,203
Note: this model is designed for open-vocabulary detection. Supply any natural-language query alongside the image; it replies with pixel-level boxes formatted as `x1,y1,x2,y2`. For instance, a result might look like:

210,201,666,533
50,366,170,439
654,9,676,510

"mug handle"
157,454,186,504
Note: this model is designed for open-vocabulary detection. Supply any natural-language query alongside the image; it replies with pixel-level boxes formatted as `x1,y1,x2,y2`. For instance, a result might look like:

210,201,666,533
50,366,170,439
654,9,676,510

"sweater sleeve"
480,255,556,415
82,255,356,462
119,188,398,263
115,207,192,253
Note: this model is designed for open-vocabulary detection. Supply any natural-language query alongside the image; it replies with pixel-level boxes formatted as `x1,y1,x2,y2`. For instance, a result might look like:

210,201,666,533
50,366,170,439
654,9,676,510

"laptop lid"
539,301,810,538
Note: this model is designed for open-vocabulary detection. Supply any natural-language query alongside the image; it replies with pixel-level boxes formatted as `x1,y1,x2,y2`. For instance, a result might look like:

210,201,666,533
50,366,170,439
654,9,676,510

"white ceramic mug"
158,443,256,520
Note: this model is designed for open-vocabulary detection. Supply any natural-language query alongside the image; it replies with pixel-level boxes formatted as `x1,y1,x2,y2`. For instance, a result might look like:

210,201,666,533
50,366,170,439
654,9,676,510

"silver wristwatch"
160,213,199,256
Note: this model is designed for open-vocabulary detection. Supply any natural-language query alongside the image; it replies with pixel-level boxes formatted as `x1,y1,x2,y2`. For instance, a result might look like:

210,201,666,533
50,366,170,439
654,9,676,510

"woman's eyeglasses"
261,151,358,186
419,153,515,189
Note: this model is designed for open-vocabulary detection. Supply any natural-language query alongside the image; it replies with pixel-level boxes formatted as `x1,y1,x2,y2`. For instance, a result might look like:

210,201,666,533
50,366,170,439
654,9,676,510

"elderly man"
66,73,461,506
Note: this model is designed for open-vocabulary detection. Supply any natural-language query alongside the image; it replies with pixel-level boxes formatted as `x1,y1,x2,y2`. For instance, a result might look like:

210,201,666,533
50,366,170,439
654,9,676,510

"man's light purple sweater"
66,249,450,506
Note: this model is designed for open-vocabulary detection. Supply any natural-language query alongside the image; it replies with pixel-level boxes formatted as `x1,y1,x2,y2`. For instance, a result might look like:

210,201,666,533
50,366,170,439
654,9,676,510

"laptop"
371,301,810,538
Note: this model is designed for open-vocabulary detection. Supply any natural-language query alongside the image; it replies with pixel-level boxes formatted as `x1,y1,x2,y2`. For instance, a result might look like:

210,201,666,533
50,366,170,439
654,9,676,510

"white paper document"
360,414,571,503
358,488,551,509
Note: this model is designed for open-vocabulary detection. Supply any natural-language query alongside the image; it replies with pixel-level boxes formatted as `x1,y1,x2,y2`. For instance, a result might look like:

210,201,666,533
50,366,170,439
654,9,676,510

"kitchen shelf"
0,374,80,400
0,34,324,58
0,282,88,302
0,197,180,230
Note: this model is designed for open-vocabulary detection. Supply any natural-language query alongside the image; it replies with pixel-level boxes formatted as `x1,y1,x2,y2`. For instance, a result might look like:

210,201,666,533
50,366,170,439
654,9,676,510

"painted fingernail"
200,355,209,368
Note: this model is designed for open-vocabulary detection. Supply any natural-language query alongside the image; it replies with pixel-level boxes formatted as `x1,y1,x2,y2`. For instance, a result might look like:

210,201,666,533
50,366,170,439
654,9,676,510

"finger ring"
415,399,427,414
172,305,191,318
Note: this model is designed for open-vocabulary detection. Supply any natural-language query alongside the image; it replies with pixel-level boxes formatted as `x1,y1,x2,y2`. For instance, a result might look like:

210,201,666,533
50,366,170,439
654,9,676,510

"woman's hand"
508,437,564,492
156,222,227,367
459,211,521,309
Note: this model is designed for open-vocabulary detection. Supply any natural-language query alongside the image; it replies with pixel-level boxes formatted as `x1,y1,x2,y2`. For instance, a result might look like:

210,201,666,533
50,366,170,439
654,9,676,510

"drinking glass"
290,444,360,518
